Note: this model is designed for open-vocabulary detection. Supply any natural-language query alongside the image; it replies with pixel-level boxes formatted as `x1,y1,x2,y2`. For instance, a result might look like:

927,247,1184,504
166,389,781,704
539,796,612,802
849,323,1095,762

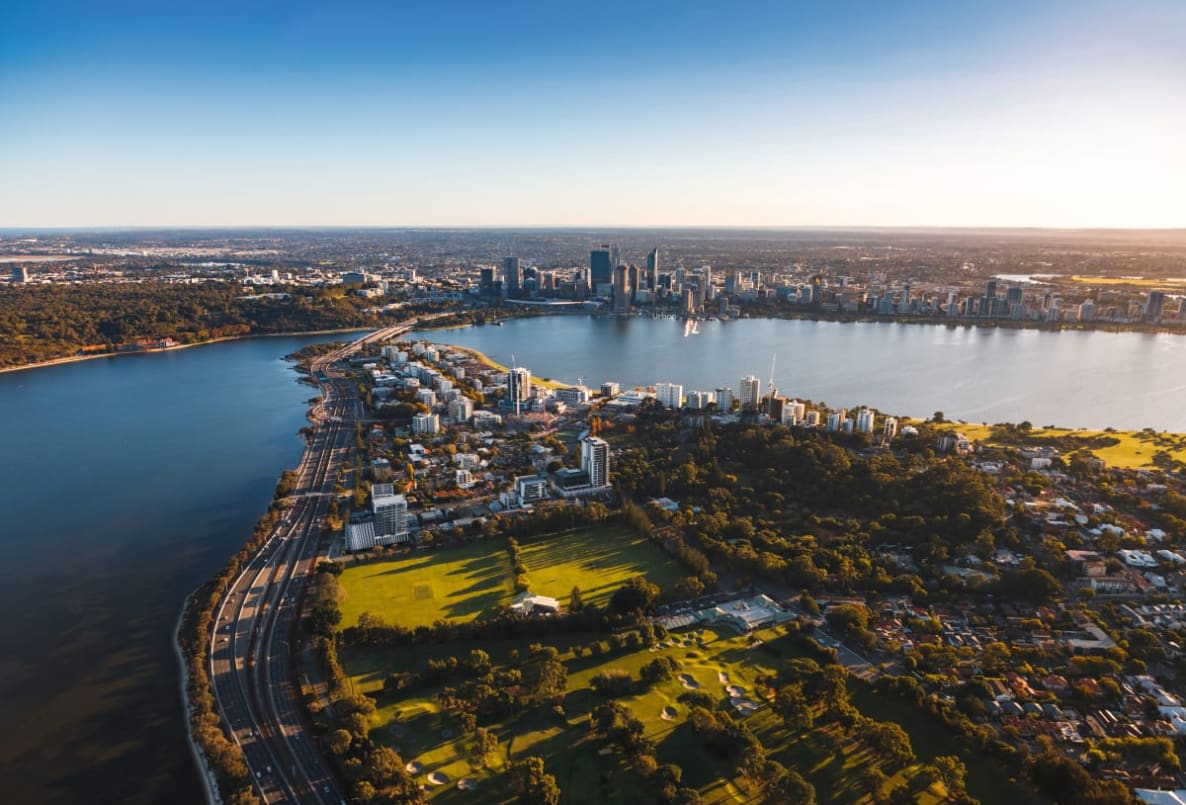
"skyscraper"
627,264,640,302
581,435,611,488
590,245,614,286
507,367,532,412
613,264,632,314
739,375,761,410
502,257,521,297
646,248,659,290
11,266,29,283
1145,291,1166,321
479,267,495,297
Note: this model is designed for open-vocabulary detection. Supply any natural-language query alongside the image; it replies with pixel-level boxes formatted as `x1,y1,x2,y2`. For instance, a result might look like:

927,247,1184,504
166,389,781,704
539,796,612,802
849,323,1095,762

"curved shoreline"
0,326,372,375
174,592,221,805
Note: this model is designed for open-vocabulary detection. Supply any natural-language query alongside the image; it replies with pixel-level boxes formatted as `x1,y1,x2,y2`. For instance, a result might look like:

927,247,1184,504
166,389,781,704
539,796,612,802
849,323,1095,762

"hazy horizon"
2,1,1183,229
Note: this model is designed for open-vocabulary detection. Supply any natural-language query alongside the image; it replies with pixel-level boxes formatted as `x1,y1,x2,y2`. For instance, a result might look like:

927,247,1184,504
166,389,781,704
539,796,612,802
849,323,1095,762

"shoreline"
0,327,373,376
445,343,572,390
174,592,221,805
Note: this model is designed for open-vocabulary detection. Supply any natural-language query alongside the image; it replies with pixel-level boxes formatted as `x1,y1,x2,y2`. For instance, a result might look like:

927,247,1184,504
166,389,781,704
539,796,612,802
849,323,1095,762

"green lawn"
338,540,514,629
351,625,972,804
517,525,684,610
926,420,1186,471
337,525,683,629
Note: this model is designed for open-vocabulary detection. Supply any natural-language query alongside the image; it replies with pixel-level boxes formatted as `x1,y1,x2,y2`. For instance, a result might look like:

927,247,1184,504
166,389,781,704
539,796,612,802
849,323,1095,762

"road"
207,322,413,804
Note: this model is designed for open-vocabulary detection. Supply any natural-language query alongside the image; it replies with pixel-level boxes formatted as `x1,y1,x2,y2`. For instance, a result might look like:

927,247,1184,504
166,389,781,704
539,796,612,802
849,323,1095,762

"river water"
2,316,1185,803
0,334,348,804
414,316,1186,431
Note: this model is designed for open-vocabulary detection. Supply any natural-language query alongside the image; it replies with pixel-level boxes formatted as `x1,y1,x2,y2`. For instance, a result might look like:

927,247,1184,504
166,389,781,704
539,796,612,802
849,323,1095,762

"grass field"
338,540,514,629
927,420,1186,471
345,625,1037,805
337,525,682,628
517,525,684,609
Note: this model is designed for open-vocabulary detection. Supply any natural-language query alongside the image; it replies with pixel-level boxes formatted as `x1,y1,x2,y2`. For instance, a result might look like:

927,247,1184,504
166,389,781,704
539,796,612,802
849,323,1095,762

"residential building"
715,387,735,411
739,375,761,410
580,435,611,488
855,408,875,434
372,483,409,544
345,519,376,552
507,367,532,412
447,397,474,421
412,412,440,434
654,382,684,408
883,416,899,440
601,381,620,398
826,409,847,432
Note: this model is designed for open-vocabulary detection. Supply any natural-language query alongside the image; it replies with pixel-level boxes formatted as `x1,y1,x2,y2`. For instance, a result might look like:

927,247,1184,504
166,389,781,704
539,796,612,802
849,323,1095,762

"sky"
1,1,1183,228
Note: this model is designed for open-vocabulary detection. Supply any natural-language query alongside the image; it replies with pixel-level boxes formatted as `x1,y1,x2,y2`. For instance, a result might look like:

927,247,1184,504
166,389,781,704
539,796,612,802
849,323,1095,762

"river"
414,315,1186,431
0,334,350,805
2,315,1185,803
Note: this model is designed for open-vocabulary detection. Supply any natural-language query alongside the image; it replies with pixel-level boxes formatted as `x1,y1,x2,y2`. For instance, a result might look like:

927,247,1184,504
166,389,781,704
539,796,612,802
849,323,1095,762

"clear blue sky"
1,1,1182,227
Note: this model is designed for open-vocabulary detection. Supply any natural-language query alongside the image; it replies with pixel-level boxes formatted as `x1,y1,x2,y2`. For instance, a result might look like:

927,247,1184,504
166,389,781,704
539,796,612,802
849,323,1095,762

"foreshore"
0,327,372,375
446,343,572,390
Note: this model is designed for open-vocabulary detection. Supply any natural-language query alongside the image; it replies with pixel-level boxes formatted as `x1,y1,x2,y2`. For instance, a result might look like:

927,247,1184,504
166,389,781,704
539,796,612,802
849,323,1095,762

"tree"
933,755,967,798
327,728,353,755
610,575,661,615
472,727,497,769
866,721,914,767
774,683,814,732
569,586,585,613
507,756,561,805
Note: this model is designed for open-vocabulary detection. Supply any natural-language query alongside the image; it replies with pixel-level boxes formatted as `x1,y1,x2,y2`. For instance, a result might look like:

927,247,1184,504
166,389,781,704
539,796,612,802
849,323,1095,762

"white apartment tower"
855,408,875,434
508,367,532,413
739,375,761,410
371,483,409,543
654,382,684,408
580,435,611,488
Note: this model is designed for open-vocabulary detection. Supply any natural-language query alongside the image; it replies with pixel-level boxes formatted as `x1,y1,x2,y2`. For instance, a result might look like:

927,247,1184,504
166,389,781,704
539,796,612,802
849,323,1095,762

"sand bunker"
734,699,759,715
718,671,730,684
679,674,700,690
405,761,423,774
427,772,450,786
660,706,678,721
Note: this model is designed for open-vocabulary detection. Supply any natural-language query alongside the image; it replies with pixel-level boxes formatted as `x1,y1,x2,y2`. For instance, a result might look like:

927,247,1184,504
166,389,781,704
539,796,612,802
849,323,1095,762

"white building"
826,409,847,432
447,397,474,422
580,435,611,488
412,412,440,435
686,390,715,410
715,387,734,411
654,382,684,409
514,474,551,505
345,520,377,552
372,483,409,544
855,408,875,434
554,386,591,406
600,381,620,398
416,388,437,408
883,417,899,440
739,375,761,410
455,468,475,489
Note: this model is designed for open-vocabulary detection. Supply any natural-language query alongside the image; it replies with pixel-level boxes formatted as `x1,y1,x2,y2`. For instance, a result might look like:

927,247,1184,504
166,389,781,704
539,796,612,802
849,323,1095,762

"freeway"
206,322,413,804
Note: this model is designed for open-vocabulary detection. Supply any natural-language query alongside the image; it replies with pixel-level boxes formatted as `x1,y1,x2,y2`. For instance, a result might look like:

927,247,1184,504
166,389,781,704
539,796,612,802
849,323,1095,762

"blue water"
3,315,1186,803
414,316,1186,431
0,334,350,805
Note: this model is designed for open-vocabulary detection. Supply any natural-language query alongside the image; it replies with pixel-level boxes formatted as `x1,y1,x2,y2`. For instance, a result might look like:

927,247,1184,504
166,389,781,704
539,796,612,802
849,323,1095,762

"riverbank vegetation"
0,282,384,368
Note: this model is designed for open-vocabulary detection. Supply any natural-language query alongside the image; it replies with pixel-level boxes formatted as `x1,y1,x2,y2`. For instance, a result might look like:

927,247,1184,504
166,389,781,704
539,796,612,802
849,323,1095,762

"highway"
207,322,413,804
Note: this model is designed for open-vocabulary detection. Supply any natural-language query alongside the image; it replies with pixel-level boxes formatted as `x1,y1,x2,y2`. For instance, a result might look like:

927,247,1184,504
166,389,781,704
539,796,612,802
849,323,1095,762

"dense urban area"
3,228,1186,370
9,229,1186,805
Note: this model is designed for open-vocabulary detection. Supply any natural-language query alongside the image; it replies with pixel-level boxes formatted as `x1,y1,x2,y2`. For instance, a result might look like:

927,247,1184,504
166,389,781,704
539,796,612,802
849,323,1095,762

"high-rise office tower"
701,265,713,301
581,435,611,487
11,266,29,283
502,257,521,297
1145,291,1166,321
646,248,659,290
613,264,632,314
739,375,761,410
479,267,495,297
590,244,619,286
654,382,684,408
627,264,640,302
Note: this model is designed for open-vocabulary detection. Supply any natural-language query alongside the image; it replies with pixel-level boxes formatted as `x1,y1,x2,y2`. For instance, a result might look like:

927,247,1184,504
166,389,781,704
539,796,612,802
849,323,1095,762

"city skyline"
2,1,1183,229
